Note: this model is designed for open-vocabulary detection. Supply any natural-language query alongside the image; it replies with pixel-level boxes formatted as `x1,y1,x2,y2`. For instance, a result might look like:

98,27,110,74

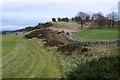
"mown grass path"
2,34,61,78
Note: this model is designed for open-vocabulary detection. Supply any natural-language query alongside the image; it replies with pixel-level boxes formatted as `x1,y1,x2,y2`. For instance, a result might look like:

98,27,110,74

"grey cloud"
2,2,118,30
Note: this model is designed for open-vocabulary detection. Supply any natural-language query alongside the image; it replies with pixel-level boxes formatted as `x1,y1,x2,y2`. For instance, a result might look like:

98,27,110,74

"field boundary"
63,32,119,46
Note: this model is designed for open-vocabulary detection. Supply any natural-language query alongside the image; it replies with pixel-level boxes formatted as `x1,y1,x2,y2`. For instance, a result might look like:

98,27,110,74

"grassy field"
2,33,61,78
2,34,20,57
74,28,118,41
2,31,119,78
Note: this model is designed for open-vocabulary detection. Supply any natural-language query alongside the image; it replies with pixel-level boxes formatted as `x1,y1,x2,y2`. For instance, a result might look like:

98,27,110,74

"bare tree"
75,12,90,29
57,17,61,22
107,12,118,27
92,12,107,28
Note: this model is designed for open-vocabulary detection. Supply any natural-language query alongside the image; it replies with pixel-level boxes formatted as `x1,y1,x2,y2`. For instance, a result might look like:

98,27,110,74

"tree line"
52,11,120,29
52,17,69,22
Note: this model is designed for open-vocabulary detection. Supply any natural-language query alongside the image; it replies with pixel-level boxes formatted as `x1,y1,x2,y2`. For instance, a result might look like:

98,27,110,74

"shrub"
25,30,41,38
43,39,64,47
57,43,88,55
52,18,56,22
25,28,53,39
64,55,120,79
41,22,53,28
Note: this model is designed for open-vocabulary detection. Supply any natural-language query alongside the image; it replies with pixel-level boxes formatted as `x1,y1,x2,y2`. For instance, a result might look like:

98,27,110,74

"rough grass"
2,33,62,78
53,33,69,44
74,28,118,41
50,22,80,33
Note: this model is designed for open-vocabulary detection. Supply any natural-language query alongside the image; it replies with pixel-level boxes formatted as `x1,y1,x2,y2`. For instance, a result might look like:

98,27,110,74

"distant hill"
1,21,91,35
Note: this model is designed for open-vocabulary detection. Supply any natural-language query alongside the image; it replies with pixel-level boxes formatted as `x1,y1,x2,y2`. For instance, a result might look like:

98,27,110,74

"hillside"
2,33,119,78
49,22,81,33
2,21,119,78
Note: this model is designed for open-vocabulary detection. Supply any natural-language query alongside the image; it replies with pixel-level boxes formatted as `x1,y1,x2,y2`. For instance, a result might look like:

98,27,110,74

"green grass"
2,34,19,56
74,28,118,41
2,33,62,78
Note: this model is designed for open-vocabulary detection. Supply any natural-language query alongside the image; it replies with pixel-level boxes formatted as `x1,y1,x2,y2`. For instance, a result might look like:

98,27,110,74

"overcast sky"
0,0,119,31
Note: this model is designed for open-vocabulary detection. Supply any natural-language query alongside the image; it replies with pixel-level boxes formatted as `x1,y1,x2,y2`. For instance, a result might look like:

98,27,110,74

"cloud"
0,0,119,3
1,2,119,30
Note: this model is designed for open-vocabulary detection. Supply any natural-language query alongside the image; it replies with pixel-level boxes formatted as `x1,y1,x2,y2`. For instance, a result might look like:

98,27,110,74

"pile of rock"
78,40,120,46
63,31,120,46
